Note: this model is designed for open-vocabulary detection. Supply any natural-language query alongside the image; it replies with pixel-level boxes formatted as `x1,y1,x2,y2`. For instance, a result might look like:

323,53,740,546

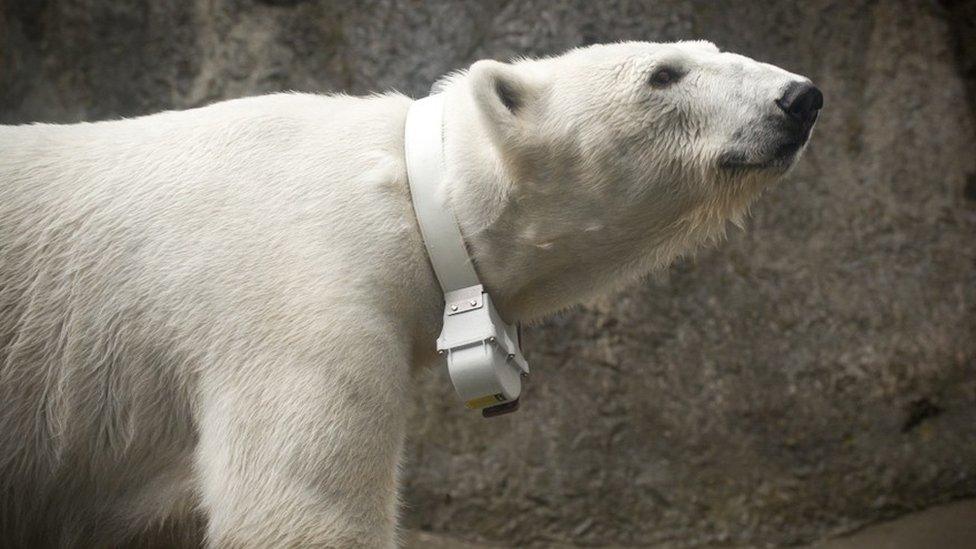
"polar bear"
0,41,820,547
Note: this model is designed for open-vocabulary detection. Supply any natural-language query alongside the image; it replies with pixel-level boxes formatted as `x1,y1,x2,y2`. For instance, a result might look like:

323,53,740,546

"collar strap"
404,94,529,417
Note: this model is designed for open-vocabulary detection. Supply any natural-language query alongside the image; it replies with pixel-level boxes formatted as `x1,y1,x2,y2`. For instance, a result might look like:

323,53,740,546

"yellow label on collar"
465,393,506,409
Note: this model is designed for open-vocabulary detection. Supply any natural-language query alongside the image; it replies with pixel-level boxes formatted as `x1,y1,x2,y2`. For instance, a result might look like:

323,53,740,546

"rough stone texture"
2,1,974,547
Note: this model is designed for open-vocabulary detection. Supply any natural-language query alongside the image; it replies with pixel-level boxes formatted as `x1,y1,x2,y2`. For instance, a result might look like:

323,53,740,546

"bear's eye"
649,67,681,88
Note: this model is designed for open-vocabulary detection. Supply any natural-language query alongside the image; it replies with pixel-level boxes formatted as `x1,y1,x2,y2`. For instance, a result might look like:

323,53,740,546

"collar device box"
439,285,528,411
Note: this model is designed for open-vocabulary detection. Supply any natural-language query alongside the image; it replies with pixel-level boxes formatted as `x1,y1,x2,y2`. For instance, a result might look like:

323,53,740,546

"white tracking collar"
404,94,529,417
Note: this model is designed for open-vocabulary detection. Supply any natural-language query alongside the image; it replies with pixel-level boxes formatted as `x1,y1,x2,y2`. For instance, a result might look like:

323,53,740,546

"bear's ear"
468,60,539,146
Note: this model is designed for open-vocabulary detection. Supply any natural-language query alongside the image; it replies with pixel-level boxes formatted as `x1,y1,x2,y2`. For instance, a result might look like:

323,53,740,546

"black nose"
776,81,823,125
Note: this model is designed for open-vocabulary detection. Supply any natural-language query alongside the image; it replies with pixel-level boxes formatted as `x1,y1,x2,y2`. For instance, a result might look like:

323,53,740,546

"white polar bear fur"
0,41,812,547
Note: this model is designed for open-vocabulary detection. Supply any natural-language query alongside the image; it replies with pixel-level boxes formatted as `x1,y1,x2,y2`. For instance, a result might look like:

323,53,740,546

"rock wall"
2,1,974,546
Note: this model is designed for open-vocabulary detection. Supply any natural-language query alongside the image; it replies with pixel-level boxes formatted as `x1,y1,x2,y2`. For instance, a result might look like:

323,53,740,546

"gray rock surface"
403,499,976,549
2,1,974,547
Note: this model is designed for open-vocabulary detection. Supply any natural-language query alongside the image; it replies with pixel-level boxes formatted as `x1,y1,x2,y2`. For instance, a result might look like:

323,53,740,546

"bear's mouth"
717,143,801,171
719,119,812,172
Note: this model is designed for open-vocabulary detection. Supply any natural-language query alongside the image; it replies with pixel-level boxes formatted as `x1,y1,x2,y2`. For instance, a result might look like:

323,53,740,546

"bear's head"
438,41,822,320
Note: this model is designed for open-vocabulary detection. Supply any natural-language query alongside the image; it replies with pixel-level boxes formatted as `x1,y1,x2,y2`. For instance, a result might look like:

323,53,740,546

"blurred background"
2,1,975,547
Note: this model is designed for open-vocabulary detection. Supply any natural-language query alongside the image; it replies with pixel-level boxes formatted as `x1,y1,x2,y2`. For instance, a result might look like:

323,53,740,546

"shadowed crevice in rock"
938,0,976,206
938,0,976,120
901,398,944,433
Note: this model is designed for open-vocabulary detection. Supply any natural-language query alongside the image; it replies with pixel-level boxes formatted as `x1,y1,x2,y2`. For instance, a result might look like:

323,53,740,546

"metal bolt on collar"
450,304,458,311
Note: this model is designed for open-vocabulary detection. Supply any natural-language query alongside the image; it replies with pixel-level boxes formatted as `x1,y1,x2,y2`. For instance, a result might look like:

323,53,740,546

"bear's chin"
717,145,803,173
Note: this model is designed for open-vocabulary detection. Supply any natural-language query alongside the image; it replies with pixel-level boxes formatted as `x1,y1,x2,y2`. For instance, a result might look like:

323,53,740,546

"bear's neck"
438,89,654,322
